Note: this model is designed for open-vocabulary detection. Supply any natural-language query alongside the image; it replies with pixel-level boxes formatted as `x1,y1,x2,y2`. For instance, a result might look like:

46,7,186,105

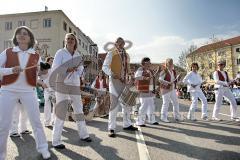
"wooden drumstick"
22,64,39,71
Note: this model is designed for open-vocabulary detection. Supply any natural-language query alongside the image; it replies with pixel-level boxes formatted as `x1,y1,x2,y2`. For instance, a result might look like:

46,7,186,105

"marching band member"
51,33,91,150
91,70,109,117
102,37,138,138
182,62,208,121
10,100,31,137
159,58,181,123
135,57,158,126
212,60,239,121
0,26,50,160
40,57,56,127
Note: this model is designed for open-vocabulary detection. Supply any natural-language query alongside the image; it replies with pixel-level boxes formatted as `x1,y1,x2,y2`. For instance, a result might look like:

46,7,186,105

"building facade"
186,36,240,83
0,10,98,82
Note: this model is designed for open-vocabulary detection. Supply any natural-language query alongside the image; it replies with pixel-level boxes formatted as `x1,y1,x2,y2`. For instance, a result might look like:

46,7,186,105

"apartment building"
0,10,98,82
186,36,240,83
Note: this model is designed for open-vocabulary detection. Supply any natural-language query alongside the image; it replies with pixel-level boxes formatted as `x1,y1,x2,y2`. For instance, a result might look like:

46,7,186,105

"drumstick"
22,64,39,71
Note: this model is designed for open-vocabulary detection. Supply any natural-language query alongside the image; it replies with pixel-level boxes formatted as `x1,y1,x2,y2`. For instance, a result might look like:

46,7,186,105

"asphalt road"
6,98,240,160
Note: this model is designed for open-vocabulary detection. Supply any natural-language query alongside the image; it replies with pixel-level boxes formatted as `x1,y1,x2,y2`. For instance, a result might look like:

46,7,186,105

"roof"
189,36,240,56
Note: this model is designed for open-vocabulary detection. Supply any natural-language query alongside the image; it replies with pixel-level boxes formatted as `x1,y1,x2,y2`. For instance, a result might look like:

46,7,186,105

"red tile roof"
189,36,240,56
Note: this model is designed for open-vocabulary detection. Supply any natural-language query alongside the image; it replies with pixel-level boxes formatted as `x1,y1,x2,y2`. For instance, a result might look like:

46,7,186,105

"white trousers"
188,91,208,119
52,92,89,146
212,88,237,119
161,89,180,120
0,90,48,160
10,102,28,134
44,90,56,126
108,78,132,130
136,93,157,125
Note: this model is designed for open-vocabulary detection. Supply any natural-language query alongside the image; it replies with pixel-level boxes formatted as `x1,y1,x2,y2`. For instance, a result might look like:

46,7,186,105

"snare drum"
119,86,138,107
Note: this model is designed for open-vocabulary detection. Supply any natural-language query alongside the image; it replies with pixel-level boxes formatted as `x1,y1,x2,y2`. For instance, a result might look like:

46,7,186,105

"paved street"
7,98,240,160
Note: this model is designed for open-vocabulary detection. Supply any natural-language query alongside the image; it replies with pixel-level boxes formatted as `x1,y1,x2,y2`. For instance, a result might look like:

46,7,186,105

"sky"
0,0,240,63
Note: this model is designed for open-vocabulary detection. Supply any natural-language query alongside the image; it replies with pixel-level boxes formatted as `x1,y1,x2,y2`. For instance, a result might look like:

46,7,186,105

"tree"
177,44,197,70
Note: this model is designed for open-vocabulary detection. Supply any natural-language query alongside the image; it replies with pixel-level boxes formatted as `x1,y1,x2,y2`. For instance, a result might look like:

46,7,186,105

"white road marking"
135,126,151,160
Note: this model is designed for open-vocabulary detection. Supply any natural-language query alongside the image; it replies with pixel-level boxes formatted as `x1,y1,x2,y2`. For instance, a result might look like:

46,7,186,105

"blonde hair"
165,58,173,67
65,33,78,50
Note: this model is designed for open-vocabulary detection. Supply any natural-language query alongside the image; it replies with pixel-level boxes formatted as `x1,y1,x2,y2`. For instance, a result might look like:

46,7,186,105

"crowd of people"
0,26,239,160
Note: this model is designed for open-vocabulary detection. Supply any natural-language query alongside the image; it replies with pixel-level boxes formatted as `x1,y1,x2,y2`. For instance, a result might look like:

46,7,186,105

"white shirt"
236,73,240,79
135,67,153,91
39,68,55,92
134,67,144,80
213,70,230,89
182,71,202,92
102,51,114,77
159,69,175,84
51,48,84,86
91,77,107,92
0,46,40,92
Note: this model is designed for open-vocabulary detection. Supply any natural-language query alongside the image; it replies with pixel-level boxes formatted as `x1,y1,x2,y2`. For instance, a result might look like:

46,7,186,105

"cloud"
129,36,189,63
93,31,240,64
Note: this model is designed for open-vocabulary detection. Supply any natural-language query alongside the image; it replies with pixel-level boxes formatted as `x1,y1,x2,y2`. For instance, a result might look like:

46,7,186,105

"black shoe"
137,124,146,127
81,137,92,142
10,133,20,137
152,122,159,125
54,144,65,149
68,116,75,122
123,125,138,131
108,130,116,137
20,130,32,134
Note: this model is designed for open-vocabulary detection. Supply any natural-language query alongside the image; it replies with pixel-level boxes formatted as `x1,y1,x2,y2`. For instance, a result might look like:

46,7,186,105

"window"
18,20,25,27
43,18,51,28
69,27,72,33
30,19,38,29
217,50,226,56
209,74,213,80
63,22,67,31
4,40,12,48
5,22,12,30
85,45,88,51
208,53,213,59
78,39,81,45
237,58,240,65
236,48,240,52
209,63,212,69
